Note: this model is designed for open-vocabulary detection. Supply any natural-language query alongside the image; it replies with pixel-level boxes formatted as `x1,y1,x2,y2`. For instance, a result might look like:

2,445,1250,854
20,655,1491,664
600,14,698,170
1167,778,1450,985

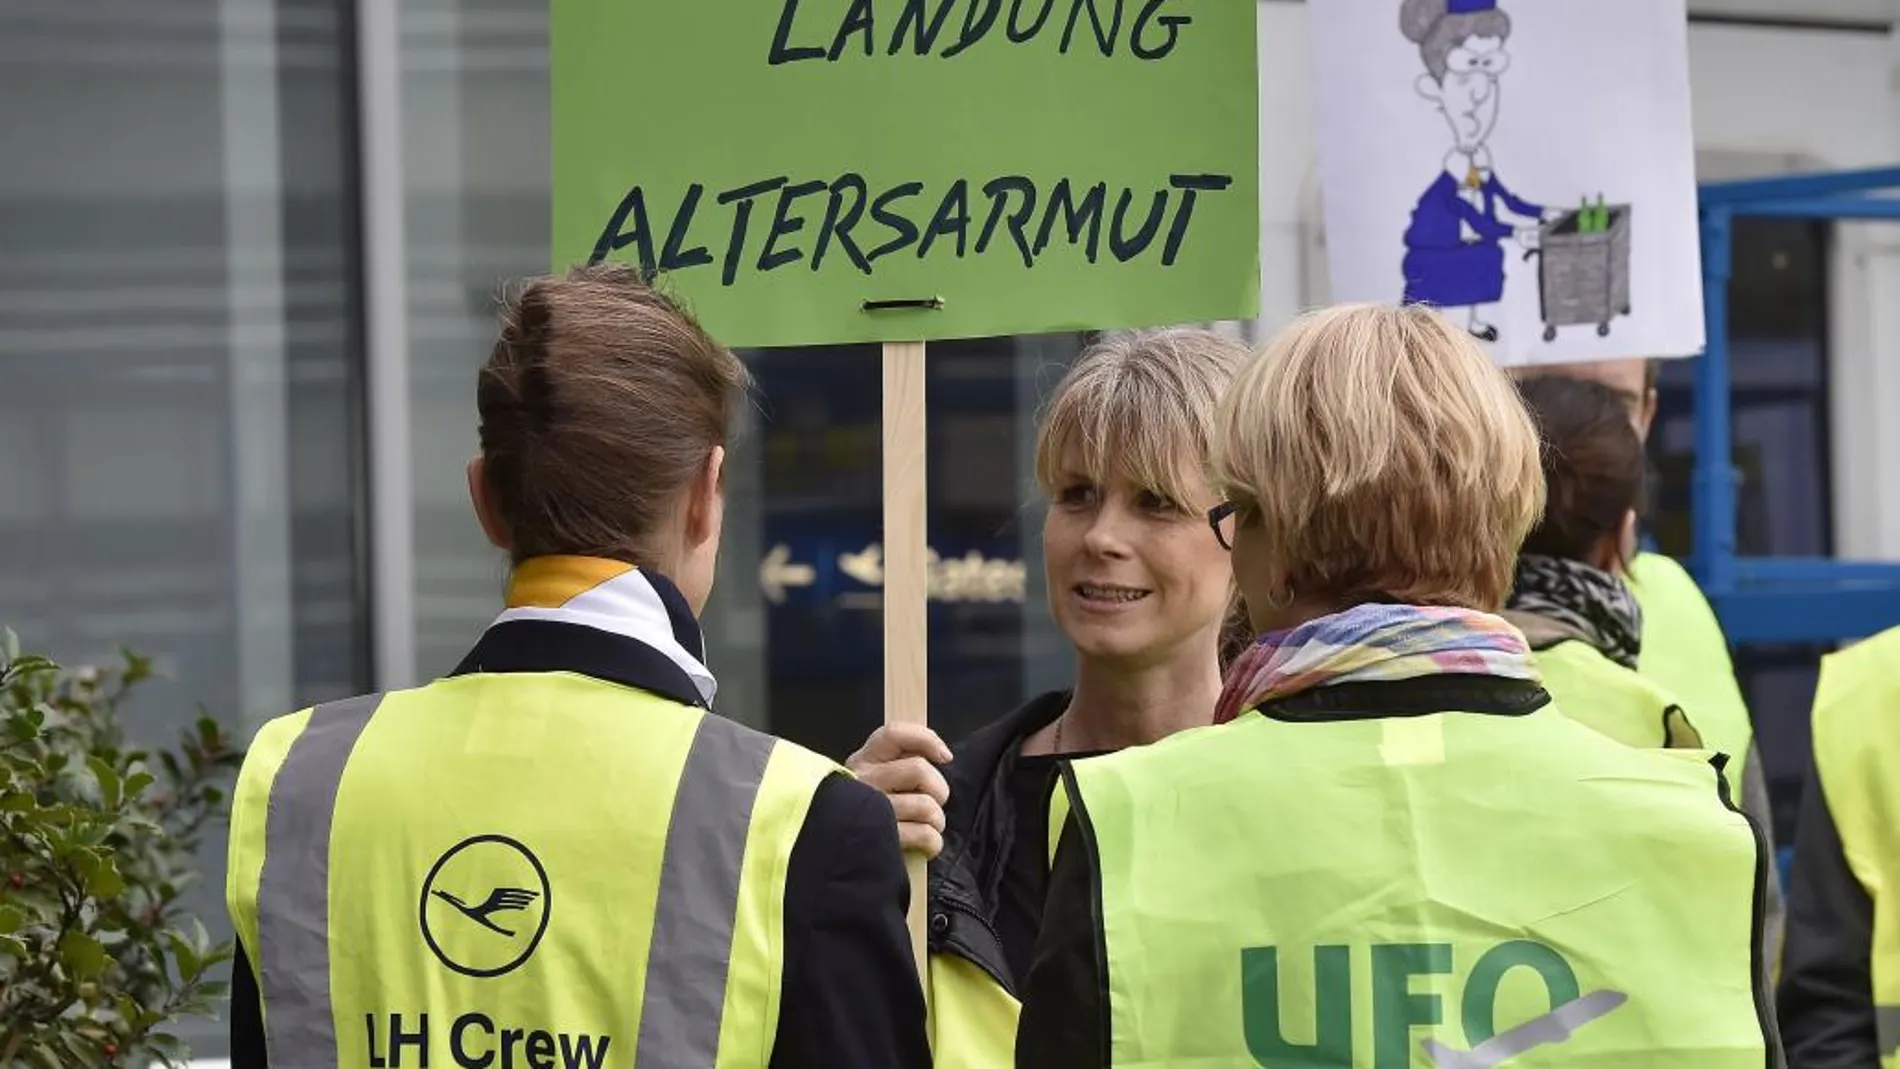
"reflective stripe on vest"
1628,552,1753,797
638,709,775,1064
1812,627,1900,1069
1533,639,1705,752
1064,706,1770,1068
255,693,382,1064
230,674,836,1069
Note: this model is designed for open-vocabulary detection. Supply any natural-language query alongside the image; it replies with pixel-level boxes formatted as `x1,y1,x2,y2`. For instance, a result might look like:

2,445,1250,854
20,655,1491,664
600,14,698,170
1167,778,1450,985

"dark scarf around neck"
1506,554,1644,669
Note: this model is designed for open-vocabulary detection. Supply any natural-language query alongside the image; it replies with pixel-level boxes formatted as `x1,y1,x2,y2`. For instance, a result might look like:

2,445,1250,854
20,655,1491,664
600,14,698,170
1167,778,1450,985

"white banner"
1310,0,1704,366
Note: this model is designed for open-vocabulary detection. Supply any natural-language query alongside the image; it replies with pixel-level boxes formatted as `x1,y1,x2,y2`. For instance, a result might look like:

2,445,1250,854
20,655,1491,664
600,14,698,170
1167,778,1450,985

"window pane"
0,0,366,1056
404,0,550,677
730,334,1083,759
1647,215,1833,849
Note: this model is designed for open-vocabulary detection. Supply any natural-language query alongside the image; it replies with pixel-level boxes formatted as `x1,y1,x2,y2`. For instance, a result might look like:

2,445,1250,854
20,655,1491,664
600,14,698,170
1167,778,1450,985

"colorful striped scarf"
1212,602,1540,724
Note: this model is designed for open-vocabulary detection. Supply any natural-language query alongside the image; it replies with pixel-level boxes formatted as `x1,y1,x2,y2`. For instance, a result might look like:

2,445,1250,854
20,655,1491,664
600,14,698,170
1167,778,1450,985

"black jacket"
1016,674,1784,1068
927,690,1070,996
1778,752,1881,1069
230,613,929,1069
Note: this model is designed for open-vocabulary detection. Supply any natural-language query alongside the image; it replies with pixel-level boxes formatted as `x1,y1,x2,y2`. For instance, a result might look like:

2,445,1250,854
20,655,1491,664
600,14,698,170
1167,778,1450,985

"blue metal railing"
1691,167,1900,645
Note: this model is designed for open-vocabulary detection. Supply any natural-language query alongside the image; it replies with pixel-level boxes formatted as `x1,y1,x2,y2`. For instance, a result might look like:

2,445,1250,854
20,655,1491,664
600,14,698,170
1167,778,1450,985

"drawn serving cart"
1523,203,1632,341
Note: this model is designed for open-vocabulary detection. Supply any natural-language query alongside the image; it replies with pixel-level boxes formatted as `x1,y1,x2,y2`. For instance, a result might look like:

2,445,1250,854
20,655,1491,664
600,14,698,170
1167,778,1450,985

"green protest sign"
552,0,1259,348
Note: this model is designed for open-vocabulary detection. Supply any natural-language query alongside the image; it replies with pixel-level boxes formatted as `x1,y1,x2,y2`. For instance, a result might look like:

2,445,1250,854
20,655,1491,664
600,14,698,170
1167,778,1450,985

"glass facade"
0,0,367,715
402,0,551,680
0,0,367,1055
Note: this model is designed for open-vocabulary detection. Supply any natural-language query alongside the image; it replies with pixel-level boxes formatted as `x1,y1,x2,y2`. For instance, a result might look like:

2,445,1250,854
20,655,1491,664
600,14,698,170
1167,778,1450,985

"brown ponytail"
476,264,747,565
1515,375,1646,567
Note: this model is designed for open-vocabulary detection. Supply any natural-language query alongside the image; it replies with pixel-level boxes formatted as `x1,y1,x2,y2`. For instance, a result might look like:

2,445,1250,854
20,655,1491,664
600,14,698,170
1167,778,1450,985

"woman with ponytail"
227,265,929,1069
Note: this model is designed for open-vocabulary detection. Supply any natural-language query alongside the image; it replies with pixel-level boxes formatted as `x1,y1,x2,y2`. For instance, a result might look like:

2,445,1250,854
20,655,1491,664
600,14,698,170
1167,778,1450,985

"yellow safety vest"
927,953,1020,1068
1531,639,1705,751
227,673,837,1068
1062,704,1770,1067
1811,625,1900,1067
1628,552,1754,797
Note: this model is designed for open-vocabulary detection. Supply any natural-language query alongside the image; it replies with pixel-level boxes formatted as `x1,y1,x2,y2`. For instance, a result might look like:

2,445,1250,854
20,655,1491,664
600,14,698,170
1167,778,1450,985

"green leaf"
3,660,51,693
122,650,153,686
27,1040,67,1069
72,821,112,849
0,934,28,958
144,1032,188,1068
77,852,124,899
164,930,201,979
172,995,218,1021
0,791,33,812
6,887,61,916
47,825,80,858
0,905,25,933
58,1031,103,1069
87,756,121,811
59,928,108,980
122,770,155,801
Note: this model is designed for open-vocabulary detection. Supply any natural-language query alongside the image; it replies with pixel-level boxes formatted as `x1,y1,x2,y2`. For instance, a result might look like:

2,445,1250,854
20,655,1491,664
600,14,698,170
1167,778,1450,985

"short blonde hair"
1035,328,1248,507
1213,303,1544,610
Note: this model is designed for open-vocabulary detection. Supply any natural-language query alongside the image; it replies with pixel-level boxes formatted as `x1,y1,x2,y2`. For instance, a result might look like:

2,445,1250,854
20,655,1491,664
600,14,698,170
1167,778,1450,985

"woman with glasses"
844,328,1248,1067
1016,303,1776,1068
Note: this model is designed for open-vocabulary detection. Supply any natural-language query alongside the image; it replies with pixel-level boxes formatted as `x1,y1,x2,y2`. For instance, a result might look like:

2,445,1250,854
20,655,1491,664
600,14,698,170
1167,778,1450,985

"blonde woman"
846,329,1247,1066
1017,304,1776,1068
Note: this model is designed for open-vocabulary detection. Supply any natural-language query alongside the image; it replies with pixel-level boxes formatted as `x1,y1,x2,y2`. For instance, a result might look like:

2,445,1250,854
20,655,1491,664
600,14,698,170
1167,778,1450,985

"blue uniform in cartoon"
1399,0,1558,341
1402,169,1544,309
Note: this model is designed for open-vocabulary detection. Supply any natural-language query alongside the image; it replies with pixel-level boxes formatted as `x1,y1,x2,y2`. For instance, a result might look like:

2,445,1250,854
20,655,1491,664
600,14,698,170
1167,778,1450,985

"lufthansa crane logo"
419,835,552,978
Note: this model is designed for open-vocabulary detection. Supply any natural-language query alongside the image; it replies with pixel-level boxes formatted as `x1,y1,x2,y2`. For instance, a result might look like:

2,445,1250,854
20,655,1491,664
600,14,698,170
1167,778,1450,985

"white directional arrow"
837,543,885,587
759,543,817,604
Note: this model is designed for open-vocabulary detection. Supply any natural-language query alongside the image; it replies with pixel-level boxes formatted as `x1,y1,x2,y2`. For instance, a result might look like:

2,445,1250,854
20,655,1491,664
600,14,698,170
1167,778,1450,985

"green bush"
0,631,242,1067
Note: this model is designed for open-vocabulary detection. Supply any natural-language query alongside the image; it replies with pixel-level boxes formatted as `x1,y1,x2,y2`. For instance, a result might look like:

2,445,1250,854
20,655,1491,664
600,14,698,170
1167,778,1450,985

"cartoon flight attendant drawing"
1399,0,1562,341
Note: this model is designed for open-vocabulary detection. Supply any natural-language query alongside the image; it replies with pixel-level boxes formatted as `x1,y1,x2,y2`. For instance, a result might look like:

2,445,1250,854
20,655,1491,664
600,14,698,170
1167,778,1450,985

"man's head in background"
1512,358,1660,440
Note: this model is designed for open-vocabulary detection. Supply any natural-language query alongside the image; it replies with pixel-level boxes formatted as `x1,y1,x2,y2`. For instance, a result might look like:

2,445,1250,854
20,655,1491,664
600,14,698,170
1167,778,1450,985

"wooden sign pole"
880,339,931,988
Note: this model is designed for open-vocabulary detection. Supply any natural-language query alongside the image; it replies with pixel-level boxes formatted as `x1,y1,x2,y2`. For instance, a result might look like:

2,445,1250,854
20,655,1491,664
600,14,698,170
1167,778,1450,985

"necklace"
1052,712,1066,754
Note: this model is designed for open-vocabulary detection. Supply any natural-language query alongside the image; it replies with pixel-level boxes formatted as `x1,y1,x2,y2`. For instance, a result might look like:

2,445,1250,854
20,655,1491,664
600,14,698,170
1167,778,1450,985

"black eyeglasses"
1207,501,1239,551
